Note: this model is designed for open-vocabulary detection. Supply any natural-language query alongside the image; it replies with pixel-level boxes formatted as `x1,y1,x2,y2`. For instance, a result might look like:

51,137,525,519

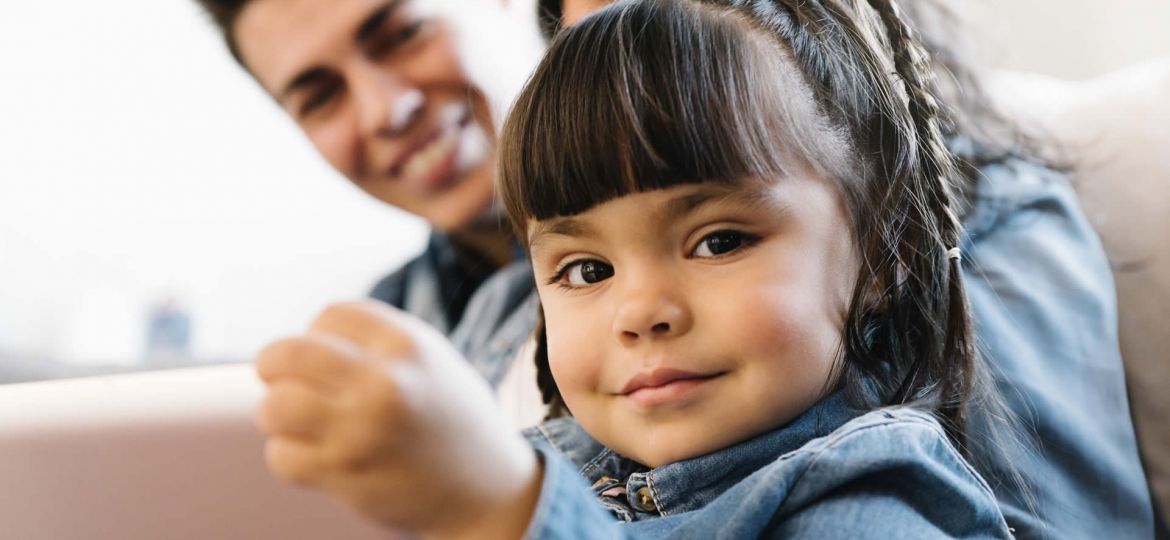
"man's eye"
299,82,341,117
553,260,614,288
396,20,425,43
372,20,426,57
692,231,757,258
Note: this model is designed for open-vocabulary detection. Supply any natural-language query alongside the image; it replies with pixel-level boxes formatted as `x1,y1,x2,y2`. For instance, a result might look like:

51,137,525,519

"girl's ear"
534,306,570,420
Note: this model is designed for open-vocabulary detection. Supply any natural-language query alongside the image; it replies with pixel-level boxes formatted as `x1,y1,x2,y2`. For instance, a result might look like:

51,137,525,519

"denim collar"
537,392,862,519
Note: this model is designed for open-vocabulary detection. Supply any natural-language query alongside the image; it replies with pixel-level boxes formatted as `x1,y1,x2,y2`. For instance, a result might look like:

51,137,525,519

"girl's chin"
616,438,717,469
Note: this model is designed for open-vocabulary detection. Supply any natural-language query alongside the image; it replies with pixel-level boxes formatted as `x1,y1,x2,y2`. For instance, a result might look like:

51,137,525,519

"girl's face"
529,175,860,467
235,0,497,232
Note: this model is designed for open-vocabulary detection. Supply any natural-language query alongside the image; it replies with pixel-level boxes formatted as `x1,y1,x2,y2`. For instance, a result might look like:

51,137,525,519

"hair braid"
533,310,570,420
865,0,962,234
864,0,975,440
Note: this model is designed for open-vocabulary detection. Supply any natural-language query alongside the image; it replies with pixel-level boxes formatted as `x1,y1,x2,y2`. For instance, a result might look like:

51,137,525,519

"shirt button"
634,486,657,513
590,476,618,490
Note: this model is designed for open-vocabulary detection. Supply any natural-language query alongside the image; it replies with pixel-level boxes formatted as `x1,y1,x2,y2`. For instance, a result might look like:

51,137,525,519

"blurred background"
1,0,1167,383
973,0,1170,79
0,1,428,381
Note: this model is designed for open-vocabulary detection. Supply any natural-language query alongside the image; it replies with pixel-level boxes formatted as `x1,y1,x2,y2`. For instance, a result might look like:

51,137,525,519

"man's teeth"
402,128,459,181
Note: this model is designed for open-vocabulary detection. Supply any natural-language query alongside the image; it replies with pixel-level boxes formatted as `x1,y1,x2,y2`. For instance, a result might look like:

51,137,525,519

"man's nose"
351,63,423,138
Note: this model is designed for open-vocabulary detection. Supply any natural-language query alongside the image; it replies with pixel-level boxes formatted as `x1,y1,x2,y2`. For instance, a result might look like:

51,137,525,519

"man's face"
235,0,497,231
561,0,613,25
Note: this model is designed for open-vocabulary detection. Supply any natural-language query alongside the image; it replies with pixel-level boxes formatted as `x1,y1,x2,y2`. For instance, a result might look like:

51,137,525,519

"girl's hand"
255,300,542,539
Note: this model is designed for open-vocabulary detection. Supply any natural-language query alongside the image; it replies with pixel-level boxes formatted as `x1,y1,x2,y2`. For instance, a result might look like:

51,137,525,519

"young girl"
255,0,1012,537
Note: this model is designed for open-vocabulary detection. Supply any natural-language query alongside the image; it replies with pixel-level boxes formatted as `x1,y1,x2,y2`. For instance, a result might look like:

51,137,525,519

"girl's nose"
612,284,692,343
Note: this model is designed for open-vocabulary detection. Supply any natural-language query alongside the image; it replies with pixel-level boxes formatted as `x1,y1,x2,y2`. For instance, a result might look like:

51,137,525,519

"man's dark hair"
194,0,251,66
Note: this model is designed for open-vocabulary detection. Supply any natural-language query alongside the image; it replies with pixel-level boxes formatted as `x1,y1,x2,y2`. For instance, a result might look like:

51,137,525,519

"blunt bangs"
499,0,849,235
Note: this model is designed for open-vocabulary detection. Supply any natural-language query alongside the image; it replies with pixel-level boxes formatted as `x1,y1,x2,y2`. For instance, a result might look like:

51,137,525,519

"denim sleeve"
522,447,634,540
766,415,1012,539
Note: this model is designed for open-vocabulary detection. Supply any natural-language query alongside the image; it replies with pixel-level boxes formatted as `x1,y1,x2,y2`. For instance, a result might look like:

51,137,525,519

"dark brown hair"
500,0,986,450
538,0,1062,186
193,0,250,66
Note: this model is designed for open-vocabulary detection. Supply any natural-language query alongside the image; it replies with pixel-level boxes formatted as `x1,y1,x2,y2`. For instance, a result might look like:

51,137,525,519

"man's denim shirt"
369,233,539,388
519,393,1011,538
959,160,1152,537
370,159,1153,538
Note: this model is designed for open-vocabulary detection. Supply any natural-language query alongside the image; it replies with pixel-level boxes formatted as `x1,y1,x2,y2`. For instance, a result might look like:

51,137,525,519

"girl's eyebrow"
528,217,598,253
659,184,783,221
527,185,786,252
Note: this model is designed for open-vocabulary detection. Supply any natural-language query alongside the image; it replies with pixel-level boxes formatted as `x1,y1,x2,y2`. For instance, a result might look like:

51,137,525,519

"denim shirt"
520,393,1013,539
371,159,1153,538
369,232,539,387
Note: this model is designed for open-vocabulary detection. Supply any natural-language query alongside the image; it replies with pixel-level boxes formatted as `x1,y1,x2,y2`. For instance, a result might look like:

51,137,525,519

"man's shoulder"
369,231,454,307
368,250,433,308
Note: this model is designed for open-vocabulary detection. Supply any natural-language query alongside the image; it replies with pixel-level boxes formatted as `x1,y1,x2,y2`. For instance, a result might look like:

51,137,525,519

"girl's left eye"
692,231,758,258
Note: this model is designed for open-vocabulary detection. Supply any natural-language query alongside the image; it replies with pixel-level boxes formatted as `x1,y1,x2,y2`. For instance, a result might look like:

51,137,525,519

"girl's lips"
619,368,725,408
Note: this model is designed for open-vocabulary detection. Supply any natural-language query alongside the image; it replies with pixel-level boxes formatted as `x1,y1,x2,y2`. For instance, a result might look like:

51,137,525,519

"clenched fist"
255,300,542,539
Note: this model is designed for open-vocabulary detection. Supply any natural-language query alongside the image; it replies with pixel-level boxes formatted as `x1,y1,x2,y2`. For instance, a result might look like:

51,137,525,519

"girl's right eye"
550,259,614,288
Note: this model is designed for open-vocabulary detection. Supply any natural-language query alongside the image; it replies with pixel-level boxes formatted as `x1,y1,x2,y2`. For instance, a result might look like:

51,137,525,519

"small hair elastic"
946,247,962,262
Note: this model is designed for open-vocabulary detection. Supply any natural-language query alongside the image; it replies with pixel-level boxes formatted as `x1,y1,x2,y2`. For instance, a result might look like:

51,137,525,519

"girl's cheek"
752,285,844,383
545,310,602,396
543,309,573,371
719,281,815,358
547,331,583,400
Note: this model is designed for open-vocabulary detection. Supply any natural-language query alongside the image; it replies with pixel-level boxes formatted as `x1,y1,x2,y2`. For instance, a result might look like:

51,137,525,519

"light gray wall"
970,0,1170,79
